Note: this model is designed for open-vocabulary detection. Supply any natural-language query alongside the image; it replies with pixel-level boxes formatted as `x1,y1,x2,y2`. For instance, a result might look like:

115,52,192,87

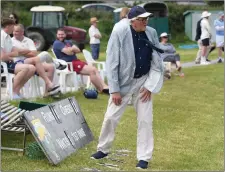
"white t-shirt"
88,25,101,44
11,36,36,61
1,29,13,53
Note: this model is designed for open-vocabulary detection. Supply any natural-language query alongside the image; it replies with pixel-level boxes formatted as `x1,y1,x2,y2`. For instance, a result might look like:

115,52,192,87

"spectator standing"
214,11,224,63
91,6,164,169
9,13,19,37
88,17,102,60
119,7,130,24
199,11,212,65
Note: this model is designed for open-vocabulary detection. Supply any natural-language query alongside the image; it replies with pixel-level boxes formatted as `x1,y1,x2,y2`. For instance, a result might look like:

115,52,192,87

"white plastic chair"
1,62,44,100
1,62,14,100
82,49,106,81
51,49,89,93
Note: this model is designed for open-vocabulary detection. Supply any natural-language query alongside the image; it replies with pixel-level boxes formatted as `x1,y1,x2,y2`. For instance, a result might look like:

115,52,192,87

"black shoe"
56,63,67,70
91,151,108,160
102,89,110,95
136,160,148,169
217,59,223,63
206,59,211,62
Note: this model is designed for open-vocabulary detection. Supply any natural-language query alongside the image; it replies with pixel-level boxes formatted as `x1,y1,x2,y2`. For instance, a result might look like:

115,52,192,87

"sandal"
48,86,60,95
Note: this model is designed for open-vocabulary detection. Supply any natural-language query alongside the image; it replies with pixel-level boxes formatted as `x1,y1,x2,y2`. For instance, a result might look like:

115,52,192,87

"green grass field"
1,55,223,171
76,43,219,63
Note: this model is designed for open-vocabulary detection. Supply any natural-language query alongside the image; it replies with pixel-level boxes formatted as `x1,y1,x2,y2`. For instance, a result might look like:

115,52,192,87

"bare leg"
195,39,202,62
24,57,54,90
175,61,181,69
80,65,108,91
201,46,207,57
42,63,55,93
218,47,223,57
205,45,212,59
42,63,55,82
13,64,36,94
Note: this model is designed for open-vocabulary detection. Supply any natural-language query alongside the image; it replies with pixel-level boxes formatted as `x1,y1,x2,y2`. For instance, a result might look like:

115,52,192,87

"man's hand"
94,34,101,39
112,92,122,106
140,87,151,103
71,45,81,53
1,54,13,61
18,49,30,55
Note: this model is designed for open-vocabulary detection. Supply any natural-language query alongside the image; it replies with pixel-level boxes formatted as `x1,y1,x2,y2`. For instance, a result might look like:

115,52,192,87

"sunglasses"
136,17,149,22
162,36,168,38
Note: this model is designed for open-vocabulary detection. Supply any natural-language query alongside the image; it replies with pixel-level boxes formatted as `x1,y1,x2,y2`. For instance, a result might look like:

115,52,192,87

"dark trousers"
90,44,100,60
163,53,180,63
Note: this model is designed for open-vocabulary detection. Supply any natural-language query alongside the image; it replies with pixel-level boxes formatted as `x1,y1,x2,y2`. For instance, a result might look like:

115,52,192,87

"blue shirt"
53,40,77,62
130,26,152,78
214,19,224,36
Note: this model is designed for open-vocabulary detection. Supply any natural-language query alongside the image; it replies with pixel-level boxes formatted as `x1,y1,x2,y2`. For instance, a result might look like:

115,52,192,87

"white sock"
201,56,206,62
218,57,222,60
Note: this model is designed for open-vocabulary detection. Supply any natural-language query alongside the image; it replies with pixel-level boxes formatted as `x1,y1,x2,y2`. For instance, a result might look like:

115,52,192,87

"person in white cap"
91,6,164,170
195,11,215,64
199,11,212,65
159,32,184,77
214,11,224,63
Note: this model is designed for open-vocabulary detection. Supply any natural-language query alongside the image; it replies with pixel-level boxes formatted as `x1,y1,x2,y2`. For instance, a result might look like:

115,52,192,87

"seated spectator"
159,32,184,77
53,28,109,94
1,18,36,99
11,24,60,96
9,13,19,37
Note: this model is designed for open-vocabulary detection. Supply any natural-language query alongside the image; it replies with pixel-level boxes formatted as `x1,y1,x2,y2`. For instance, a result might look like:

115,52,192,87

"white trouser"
97,74,154,161
196,39,211,62
37,51,59,86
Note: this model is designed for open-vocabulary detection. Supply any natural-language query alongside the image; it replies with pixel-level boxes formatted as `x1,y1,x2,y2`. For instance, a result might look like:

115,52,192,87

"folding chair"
1,100,29,154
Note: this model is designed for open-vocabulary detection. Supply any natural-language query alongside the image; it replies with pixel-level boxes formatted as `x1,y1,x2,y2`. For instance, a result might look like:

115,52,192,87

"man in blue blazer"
91,6,164,169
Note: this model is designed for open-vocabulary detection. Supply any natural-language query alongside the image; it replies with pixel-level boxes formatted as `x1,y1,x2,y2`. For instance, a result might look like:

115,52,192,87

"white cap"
201,11,211,18
160,32,168,37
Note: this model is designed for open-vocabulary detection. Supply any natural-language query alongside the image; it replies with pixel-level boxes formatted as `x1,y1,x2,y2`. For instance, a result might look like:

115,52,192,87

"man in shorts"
1,18,36,99
53,28,109,94
11,24,60,96
214,11,224,63
200,11,212,65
